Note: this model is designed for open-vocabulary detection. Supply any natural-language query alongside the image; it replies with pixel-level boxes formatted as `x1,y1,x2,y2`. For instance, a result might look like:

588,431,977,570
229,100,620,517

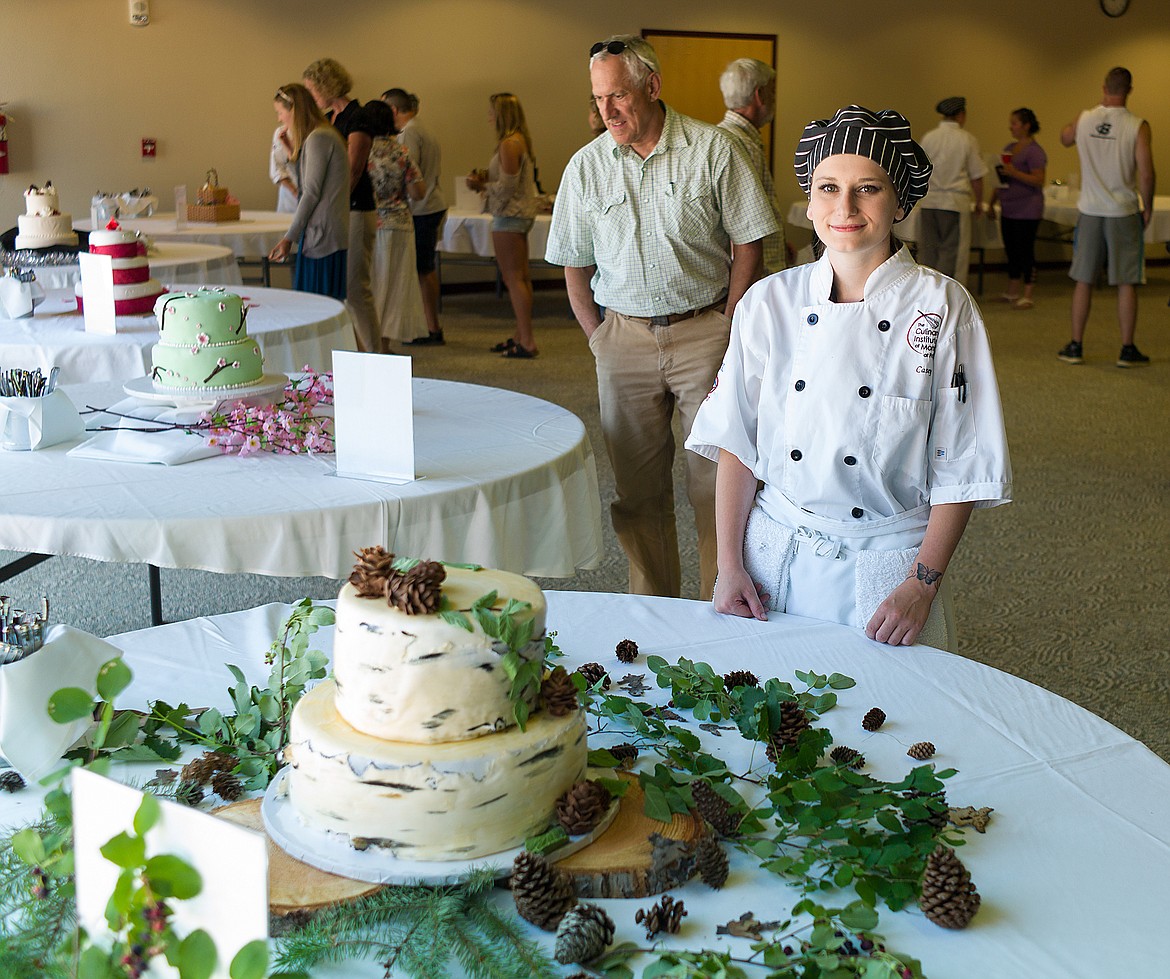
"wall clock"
1099,0,1130,16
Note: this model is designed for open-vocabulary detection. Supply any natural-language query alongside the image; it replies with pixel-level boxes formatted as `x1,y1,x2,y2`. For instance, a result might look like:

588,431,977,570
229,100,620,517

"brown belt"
620,295,727,327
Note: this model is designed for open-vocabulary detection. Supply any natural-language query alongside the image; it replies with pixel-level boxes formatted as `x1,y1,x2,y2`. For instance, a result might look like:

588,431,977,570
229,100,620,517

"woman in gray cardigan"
268,83,349,300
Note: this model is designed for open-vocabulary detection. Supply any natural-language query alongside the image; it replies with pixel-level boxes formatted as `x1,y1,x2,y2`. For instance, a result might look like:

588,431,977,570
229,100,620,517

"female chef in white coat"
686,106,1011,650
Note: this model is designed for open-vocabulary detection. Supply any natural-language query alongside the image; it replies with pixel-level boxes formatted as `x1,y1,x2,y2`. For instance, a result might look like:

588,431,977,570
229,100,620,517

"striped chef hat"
793,105,933,220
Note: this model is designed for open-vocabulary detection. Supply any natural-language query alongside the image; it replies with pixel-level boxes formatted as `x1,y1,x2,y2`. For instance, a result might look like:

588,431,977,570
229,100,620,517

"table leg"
0,552,52,583
148,565,164,626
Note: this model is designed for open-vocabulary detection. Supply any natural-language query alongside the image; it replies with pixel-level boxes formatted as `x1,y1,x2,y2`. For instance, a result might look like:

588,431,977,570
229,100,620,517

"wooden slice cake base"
556,774,707,898
214,798,380,915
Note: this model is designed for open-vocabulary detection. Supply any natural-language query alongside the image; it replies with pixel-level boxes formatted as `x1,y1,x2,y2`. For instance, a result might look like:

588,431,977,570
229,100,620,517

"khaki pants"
589,308,732,599
347,210,379,352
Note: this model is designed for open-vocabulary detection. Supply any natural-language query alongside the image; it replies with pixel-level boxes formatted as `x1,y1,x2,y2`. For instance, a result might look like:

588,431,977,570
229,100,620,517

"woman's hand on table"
713,566,770,621
865,577,936,646
268,238,292,263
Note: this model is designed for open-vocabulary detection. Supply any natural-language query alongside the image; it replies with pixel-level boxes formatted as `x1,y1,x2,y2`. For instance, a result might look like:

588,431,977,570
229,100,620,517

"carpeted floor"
3,262,1168,760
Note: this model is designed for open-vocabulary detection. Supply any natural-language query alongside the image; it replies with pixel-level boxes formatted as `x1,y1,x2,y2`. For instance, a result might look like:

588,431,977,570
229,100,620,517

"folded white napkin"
0,389,85,451
0,625,122,782
67,397,219,465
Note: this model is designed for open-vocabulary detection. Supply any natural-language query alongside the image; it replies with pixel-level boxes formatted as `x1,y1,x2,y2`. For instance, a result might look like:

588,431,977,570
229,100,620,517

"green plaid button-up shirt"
546,105,778,318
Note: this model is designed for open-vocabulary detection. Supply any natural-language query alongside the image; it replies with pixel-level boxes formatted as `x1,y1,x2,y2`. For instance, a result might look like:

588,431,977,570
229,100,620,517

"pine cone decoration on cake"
576,662,610,690
180,750,235,786
385,559,446,614
0,771,26,793
919,845,981,929
690,779,740,836
695,836,730,889
634,895,688,939
210,771,243,802
764,701,812,762
862,706,887,731
510,850,577,931
615,638,639,663
542,667,579,717
830,745,865,769
348,545,396,597
908,741,936,760
722,669,759,690
554,903,615,964
555,780,613,834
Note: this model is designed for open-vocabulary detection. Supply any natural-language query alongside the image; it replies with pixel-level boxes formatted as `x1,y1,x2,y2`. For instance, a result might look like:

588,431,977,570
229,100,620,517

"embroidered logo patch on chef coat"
906,311,941,358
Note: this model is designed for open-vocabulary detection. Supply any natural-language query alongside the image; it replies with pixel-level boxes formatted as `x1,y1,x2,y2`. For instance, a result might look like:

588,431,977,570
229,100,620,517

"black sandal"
489,338,516,353
503,344,537,359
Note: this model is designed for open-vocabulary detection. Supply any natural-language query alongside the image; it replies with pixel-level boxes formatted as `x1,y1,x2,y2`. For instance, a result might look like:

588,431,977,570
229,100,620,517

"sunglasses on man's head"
590,40,627,57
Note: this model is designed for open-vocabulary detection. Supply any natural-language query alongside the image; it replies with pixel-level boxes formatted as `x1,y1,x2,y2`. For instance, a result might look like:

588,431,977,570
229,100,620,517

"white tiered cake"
75,222,164,315
14,182,78,250
285,554,588,861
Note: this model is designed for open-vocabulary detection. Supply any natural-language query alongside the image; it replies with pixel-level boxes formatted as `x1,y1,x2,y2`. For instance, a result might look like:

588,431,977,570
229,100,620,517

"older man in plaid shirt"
547,34,777,600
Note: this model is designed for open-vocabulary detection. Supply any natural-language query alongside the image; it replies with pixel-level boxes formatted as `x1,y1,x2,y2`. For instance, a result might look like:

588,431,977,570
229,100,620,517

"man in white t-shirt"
1057,67,1155,368
917,97,987,286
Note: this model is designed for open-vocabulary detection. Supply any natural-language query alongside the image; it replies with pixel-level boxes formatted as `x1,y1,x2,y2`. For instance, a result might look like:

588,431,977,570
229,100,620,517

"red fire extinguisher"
0,106,9,174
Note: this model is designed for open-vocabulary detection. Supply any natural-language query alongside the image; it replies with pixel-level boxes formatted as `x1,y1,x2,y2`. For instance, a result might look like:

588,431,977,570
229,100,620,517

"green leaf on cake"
440,609,472,632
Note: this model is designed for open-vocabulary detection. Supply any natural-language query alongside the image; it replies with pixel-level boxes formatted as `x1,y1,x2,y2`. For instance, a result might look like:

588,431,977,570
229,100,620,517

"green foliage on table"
273,867,558,978
588,655,961,918
588,898,924,978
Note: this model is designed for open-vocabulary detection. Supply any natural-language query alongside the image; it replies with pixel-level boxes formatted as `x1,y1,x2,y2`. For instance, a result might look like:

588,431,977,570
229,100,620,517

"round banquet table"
1,591,1165,978
0,377,602,581
0,285,355,384
75,211,293,260
438,208,553,258
18,242,243,290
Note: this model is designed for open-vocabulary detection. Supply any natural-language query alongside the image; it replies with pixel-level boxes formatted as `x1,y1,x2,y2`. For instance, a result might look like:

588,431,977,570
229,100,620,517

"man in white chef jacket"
917,97,988,287
687,105,1012,651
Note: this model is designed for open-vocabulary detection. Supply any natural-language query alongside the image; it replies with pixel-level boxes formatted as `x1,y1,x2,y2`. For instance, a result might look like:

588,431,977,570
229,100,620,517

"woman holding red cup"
991,108,1047,309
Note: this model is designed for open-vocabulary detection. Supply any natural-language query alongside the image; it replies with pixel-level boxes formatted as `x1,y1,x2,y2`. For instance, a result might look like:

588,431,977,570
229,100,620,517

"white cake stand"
123,373,289,408
261,767,619,886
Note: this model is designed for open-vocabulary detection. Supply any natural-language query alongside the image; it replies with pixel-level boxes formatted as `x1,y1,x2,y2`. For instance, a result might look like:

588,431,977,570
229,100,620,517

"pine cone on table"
615,638,639,663
510,850,577,931
722,669,759,690
554,903,615,964
541,667,579,717
348,545,396,597
180,750,235,786
695,836,730,889
210,771,243,801
908,740,936,760
385,559,445,614
764,701,812,763
0,771,26,793
904,788,949,831
690,779,740,836
919,845,981,929
634,895,688,939
862,706,887,731
555,780,613,834
575,662,610,690
607,742,639,767
830,745,865,769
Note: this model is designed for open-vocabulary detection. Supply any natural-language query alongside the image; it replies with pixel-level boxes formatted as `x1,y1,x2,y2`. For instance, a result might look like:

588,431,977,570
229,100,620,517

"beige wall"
3,0,1167,225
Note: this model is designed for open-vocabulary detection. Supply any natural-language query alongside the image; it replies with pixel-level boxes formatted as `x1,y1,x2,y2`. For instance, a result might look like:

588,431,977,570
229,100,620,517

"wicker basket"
196,168,230,205
187,202,241,223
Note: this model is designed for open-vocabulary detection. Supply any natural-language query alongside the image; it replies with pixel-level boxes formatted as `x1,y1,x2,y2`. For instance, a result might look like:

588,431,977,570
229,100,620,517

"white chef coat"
686,246,1012,641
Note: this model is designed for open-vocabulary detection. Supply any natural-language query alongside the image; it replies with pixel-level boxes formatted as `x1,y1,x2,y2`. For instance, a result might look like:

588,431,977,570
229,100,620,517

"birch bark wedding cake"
285,551,588,861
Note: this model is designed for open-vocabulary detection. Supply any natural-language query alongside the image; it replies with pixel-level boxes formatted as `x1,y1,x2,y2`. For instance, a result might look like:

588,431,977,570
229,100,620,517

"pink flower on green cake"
216,357,227,367
196,332,209,346
232,361,240,369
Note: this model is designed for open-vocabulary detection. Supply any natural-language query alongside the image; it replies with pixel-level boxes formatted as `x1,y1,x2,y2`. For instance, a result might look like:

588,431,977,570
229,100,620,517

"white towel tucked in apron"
743,496,952,651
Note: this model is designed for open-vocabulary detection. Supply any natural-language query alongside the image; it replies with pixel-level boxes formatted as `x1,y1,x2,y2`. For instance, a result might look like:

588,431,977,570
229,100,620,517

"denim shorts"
492,215,534,235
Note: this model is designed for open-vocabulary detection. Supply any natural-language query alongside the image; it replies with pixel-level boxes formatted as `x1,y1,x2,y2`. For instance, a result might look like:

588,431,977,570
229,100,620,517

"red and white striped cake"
75,221,165,315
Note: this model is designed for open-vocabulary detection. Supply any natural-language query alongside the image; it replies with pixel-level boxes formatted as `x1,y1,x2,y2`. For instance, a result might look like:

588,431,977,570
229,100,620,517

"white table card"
72,769,269,979
332,350,415,483
174,184,188,229
77,252,117,335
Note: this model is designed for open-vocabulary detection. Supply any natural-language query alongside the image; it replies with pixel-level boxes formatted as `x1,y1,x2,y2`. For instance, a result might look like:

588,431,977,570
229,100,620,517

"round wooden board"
555,774,707,898
214,798,381,915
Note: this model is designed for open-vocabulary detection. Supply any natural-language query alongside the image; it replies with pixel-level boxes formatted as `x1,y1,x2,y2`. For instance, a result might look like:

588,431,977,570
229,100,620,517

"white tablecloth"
437,208,553,259
26,243,243,291
0,285,354,384
0,377,602,579
75,211,293,260
1041,192,1170,244
1,591,1163,977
